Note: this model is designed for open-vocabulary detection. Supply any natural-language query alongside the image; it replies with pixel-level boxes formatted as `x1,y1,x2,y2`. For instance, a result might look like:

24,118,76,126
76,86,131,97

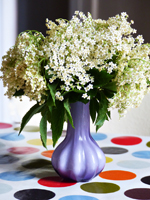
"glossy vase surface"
51,101,105,182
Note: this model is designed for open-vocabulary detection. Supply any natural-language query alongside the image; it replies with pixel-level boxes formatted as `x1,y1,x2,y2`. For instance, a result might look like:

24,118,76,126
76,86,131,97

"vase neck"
66,101,90,139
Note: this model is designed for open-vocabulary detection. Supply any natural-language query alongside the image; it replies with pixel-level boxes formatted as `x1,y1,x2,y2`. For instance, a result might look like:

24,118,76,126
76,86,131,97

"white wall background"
91,94,150,136
0,0,37,125
0,0,18,123
0,0,150,137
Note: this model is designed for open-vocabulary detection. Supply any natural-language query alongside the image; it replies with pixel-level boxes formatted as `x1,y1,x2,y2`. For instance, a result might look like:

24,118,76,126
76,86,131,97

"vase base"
52,165,104,182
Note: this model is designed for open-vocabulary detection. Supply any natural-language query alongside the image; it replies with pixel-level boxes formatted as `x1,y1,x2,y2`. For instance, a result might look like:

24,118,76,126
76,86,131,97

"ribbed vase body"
51,101,105,182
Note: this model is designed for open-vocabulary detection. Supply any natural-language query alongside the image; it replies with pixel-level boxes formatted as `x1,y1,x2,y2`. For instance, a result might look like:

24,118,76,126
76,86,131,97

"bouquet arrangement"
1,11,150,148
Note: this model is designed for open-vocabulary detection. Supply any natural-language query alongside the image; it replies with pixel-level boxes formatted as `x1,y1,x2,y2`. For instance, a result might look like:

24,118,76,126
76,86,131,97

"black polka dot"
124,188,150,199
0,154,19,164
14,189,55,200
22,159,52,169
101,147,128,154
141,176,150,185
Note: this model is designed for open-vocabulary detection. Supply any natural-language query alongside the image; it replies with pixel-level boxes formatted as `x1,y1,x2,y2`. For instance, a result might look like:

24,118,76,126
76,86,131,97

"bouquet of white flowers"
1,11,150,147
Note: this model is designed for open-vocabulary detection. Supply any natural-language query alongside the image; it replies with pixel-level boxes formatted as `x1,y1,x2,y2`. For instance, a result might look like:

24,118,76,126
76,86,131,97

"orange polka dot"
41,150,54,158
99,170,136,180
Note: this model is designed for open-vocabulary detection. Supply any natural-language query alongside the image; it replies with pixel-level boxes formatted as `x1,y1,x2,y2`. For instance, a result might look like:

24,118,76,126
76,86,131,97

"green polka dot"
14,126,39,132
146,141,150,148
80,182,120,194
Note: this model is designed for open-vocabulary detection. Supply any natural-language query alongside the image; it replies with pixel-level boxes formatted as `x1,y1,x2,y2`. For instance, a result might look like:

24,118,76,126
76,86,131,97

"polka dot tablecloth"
1,122,150,200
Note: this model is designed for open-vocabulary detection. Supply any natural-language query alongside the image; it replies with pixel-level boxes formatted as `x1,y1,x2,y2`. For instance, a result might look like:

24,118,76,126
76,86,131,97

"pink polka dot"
7,147,40,154
0,123,12,129
111,136,142,145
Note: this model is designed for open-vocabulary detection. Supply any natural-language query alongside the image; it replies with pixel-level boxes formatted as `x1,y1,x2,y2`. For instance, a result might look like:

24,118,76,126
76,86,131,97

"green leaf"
19,103,45,134
72,88,85,94
88,69,113,87
67,92,81,103
41,104,52,124
47,93,55,107
103,81,117,92
51,101,65,147
13,89,24,96
46,95,54,123
79,98,89,104
63,89,85,103
46,108,52,124
96,115,107,131
147,79,150,85
103,89,115,98
95,91,108,130
48,81,59,105
41,105,48,117
64,111,68,122
90,98,99,123
96,102,107,124
64,99,74,128
87,88,97,98
106,110,111,120
40,112,47,149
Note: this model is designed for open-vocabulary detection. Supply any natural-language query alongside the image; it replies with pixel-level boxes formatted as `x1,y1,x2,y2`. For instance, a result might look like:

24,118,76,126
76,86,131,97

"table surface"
0,122,150,200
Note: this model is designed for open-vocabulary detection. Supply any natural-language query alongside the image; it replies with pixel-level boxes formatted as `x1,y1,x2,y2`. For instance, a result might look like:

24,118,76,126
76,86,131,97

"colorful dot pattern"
59,196,99,200
27,138,53,146
80,182,120,193
14,125,39,132
38,176,76,187
0,132,25,141
0,124,150,200
111,136,142,145
0,171,35,181
14,189,55,200
0,122,12,129
99,170,136,180
7,147,40,154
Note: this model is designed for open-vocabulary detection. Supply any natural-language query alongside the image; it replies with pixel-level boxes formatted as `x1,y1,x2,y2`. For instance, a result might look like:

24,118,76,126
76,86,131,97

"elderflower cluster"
1,31,47,103
109,44,150,115
1,11,150,115
42,11,150,114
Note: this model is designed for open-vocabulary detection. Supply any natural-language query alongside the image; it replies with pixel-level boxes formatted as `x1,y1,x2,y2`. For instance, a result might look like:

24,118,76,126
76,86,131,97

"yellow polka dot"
27,139,53,146
106,156,113,163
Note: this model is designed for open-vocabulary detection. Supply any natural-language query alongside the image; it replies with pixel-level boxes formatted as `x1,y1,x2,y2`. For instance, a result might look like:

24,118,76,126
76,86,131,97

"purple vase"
51,101,105,182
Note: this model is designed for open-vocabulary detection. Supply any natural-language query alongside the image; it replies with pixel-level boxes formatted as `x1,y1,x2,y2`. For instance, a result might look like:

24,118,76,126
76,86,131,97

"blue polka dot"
91,133,107,141
117,160,150,169
0,171,35,181
0,132,25,141
132,151,150,159
0,183,12,194
0,141,5,148
59,195,99,200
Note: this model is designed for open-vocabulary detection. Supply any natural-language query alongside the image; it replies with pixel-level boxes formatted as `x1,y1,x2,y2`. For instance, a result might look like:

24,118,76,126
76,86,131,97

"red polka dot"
7,147,40,154
111,136,142,145
38,176,76,187
0,123,12,129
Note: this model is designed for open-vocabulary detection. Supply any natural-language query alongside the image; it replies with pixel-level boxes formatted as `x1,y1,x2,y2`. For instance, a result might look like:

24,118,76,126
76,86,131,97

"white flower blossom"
1,11,150,116
82,93,88,99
